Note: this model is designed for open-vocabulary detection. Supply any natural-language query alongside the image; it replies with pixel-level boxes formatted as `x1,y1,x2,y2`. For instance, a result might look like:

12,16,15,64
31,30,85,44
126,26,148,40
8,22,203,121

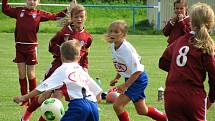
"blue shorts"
61,99,99,121
124,71,148,102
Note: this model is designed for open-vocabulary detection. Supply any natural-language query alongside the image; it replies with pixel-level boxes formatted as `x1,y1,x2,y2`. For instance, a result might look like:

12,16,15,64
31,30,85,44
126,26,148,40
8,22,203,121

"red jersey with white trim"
159,32,215,103
49,24,92,69
2,0,67,52
163,16,191,46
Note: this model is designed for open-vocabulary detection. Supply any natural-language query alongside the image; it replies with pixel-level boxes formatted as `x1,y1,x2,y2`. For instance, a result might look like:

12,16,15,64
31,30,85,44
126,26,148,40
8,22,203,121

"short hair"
60,39,81,61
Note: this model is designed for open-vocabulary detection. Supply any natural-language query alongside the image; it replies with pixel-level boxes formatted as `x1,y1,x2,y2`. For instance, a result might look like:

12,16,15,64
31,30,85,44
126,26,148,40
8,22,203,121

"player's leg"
86,101,99,121
17,63,29,106
134,99,167,121
113,94,130,121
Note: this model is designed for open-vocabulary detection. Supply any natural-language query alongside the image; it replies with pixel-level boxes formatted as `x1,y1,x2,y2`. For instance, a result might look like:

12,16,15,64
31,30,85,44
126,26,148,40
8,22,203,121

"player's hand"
110,79,118,86
116,84,127,94
13,96,25,104
178,14,184,21
171,15,178,23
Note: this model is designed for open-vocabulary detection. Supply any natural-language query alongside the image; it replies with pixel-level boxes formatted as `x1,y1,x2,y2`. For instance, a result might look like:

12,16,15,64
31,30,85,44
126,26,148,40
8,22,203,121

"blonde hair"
60,39,81,61
190,3,215,55
108,20,128,36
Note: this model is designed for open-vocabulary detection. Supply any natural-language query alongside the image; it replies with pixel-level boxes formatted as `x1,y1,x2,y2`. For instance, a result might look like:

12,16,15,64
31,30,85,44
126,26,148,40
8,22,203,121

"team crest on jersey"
20,10,25,17
113,61,127,72
80,40,85,47
32,13,37,19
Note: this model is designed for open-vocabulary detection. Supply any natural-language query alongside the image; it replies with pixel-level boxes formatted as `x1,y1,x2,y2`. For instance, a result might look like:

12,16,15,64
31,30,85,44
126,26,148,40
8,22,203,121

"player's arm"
162,18,176,36
88,76,103,102
2,0,17,18
159,42,174,72
13,89,42,104
49,31,64,56
178,16,191,34
110,73,121,86
203,54,215,109
40,0,77,21
117,71,141,94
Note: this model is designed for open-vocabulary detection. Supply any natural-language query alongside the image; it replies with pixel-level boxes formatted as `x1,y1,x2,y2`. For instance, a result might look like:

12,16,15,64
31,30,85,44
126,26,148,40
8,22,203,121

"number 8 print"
176,46,189,67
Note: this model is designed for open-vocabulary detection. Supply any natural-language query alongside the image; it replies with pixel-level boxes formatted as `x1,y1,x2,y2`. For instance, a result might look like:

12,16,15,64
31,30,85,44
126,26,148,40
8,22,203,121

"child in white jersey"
13,40,102,121
105,20,167,121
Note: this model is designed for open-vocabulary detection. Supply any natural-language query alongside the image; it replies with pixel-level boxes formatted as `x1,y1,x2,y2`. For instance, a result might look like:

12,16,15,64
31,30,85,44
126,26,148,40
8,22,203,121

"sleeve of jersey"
159,44,174,72
40,9,67,22
2,0,17,18
36,69,65,92
162,21,173,37
130,52,144,74
87,76,102,97
203,55,215,103
49,31,64,56
178,18,191,34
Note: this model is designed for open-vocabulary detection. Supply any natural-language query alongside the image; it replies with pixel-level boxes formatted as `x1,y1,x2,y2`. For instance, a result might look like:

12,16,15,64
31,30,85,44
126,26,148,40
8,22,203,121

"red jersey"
2,0,67,52
49,24,93,69
159,32,215,103
163,16,191,46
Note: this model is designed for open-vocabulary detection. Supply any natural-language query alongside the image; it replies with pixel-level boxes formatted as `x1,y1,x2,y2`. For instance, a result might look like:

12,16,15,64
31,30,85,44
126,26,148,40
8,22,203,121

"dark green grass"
0,33,214,121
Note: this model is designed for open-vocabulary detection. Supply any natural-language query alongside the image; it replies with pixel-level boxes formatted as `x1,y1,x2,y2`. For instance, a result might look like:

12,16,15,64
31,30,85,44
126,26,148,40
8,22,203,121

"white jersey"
111,40,144,78
36,62,102,102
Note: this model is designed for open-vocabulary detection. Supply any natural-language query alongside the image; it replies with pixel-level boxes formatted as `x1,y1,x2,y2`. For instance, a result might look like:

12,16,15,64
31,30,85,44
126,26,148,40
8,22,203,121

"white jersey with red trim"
111,40,144,78
36,62,102,102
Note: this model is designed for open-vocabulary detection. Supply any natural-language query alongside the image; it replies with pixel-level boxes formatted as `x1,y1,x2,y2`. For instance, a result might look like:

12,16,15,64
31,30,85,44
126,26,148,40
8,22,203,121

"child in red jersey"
21,4,94,121
163,0,191,46
159,3,215,121
1,0,75,106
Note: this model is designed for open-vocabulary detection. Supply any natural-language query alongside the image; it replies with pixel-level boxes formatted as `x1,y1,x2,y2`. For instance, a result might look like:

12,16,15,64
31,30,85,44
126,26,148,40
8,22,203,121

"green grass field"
0,33,214,121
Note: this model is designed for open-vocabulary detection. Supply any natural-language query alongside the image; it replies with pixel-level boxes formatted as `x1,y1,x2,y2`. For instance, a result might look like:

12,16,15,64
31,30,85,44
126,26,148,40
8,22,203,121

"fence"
0,2,161,31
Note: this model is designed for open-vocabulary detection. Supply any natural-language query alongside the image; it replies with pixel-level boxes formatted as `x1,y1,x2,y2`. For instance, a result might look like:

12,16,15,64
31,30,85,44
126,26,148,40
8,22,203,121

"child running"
2,0,75,106
163,0,191,46
14,40,102,121
159,3,215,121
21,3,93,121
105,20,167,121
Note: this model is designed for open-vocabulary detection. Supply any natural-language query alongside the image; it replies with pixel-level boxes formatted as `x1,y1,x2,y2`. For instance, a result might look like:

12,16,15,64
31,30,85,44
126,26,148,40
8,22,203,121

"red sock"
147,107,167,121
28,78,37,103
27,96,41,113
19,78,28,95
118,111,130,121
28,78,37,91
38,116,46,121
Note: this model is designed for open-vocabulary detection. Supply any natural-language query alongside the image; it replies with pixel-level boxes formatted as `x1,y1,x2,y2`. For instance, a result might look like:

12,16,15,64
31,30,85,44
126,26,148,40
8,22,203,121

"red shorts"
164,90,206,121
14,48,38,65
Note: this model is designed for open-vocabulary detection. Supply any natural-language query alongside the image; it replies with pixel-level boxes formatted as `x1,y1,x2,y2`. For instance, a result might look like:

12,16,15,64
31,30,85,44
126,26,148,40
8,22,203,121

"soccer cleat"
21,110,32,121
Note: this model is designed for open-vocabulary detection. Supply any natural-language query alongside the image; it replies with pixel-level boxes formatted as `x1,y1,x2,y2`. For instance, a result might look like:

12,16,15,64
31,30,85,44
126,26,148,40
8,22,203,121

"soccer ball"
106,91,120,103
41,98,64,121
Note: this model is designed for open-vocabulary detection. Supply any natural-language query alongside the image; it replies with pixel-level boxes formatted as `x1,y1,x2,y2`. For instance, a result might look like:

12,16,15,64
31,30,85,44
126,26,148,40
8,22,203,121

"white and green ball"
41,98,64,121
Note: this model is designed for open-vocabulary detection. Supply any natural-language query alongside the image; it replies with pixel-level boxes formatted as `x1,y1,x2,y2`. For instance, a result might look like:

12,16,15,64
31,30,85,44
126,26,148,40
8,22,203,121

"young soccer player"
1,0,75,106
105,20,167,121
159,3,215,121
21,4,93,121
14,40,102,121
163,0,191,46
